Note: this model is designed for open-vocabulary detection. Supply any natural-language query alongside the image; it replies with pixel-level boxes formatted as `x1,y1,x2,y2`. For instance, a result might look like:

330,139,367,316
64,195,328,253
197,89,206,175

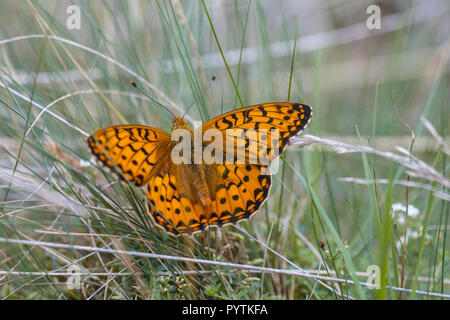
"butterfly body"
88,102,312,235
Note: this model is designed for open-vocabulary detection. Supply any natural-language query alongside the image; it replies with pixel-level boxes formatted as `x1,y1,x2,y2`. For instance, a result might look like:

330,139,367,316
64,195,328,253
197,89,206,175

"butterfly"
87,102,312,235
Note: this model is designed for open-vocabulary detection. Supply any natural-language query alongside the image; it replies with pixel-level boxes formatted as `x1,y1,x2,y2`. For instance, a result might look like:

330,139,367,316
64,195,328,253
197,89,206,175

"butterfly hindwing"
146,169,209,234
210,164,271,227
146,163,271,235
87,125,171,187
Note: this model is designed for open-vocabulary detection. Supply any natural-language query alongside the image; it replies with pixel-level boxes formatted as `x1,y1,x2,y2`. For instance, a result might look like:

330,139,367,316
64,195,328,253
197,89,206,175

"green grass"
0,0,448,300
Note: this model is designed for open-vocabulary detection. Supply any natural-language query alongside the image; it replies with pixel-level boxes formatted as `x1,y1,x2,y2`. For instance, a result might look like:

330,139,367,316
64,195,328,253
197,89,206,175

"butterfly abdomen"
181,164,212,207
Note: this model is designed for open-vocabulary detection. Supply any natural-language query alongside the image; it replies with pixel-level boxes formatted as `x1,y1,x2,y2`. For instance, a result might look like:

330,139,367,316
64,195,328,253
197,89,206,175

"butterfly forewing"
198,102,312,164
87,125,171,187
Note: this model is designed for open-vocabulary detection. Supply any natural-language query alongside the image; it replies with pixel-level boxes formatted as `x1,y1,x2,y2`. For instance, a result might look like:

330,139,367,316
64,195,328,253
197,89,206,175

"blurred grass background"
0,0,448,299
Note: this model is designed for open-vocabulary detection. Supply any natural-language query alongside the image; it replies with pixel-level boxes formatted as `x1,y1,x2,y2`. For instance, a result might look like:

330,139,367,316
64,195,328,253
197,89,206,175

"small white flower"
392,203,405,212
408,205,420,217
392,203,420,217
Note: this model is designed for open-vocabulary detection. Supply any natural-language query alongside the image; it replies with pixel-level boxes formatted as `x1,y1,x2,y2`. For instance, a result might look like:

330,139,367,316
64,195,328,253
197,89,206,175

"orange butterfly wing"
198,102,312,164
87,125,171,187
208,163,271,226
146,166,207,234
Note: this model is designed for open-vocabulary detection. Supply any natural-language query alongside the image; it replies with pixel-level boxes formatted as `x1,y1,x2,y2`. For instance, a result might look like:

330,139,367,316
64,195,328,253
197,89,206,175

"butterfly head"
171,117,191,131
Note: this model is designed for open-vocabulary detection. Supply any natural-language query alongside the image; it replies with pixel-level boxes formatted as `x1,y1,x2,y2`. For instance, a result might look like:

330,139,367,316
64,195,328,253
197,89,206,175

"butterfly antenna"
130,81,176,119
181,75,216,120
